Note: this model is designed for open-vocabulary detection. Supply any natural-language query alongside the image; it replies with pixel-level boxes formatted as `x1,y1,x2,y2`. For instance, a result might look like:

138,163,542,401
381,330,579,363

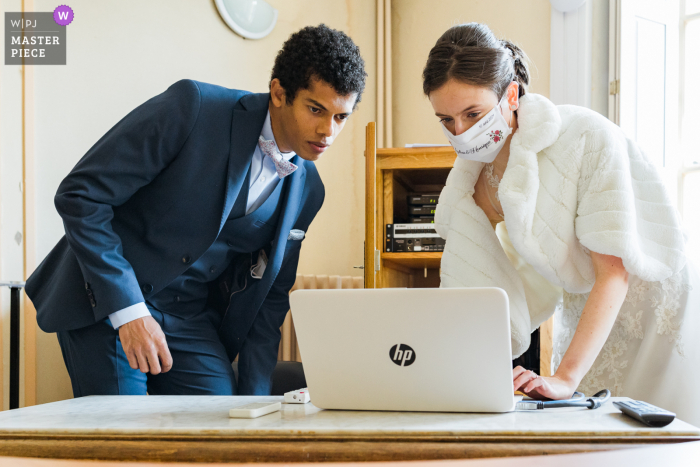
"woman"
425,23,700,425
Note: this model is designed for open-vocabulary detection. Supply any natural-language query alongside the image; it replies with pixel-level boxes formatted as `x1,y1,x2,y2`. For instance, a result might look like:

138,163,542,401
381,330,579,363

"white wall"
0,0,26,410
591,0,610,117
391,0,552,147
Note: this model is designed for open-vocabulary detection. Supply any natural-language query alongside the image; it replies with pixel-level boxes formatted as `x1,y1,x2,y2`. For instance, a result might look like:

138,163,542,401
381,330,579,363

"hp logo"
389,344,416,367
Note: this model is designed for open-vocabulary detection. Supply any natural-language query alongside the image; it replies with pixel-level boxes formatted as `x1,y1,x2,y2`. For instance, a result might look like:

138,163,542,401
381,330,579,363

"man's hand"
119,316,173,374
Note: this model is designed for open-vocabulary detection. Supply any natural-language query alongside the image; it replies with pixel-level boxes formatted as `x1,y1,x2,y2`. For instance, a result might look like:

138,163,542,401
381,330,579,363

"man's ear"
269,78,287,108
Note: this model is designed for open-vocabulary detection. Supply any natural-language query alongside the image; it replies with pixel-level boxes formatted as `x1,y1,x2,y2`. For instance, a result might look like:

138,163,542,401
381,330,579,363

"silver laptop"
289,287,515,413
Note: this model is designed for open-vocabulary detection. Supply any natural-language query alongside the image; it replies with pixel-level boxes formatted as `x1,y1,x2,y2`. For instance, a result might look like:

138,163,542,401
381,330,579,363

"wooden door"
364,122,377,288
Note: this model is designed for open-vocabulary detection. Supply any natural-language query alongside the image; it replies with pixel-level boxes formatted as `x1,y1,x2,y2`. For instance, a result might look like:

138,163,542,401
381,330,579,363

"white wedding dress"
553,261,699,424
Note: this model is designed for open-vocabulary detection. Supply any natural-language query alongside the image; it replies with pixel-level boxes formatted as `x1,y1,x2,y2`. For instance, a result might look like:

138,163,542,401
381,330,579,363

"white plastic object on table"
284,388,311,404
228,401,281,418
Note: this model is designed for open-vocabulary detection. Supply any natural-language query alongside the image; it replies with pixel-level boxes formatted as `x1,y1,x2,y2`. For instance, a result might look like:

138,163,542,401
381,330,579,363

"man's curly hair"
271,24,366,108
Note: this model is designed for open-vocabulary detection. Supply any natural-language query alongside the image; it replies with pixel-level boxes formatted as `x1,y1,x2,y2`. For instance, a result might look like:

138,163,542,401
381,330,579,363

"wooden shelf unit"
381,252,442,269
364,122,454,289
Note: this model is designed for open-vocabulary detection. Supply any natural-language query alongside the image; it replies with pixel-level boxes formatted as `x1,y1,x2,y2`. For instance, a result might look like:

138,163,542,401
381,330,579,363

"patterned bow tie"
258,136,298,178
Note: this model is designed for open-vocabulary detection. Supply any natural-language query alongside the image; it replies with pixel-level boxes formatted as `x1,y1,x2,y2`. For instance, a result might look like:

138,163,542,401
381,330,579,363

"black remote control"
613,400,676,427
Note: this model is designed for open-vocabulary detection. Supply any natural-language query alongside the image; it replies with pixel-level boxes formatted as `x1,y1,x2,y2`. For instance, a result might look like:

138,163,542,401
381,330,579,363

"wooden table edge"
0,431,700,443
0,433,698,442
0,434,698,463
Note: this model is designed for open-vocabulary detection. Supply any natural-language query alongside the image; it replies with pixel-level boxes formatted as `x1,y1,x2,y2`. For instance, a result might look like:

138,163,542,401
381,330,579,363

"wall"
591,0,610,118
17,0,376,405
0,0,24,410
391,0,552,147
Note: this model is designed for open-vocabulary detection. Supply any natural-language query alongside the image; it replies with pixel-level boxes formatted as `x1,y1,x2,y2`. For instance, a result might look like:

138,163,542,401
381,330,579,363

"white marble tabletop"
0,396,697,439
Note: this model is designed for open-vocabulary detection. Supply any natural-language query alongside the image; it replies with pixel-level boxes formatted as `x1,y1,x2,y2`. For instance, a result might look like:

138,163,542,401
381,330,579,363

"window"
681,0,700,262
611,0,680,203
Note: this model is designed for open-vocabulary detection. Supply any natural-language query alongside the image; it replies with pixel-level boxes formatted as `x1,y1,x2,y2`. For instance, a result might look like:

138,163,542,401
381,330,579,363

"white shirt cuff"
108,302,151,329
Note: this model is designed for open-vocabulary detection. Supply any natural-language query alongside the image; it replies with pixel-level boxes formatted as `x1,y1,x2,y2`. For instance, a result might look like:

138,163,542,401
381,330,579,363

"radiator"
278,274,364,362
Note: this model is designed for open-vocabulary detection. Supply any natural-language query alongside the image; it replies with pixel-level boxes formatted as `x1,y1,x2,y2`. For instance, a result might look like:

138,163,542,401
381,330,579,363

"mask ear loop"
509,105,514,130
505,82,519,127
499,94,515,132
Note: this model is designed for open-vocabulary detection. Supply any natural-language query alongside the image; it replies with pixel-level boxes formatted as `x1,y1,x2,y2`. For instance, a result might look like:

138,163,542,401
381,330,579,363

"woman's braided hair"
423,23,530,99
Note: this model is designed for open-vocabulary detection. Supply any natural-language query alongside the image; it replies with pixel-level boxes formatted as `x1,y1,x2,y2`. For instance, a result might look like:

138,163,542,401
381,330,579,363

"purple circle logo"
53,5,74,26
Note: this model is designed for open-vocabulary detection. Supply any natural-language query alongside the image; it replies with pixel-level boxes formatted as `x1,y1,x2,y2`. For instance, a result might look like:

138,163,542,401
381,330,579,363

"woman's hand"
513,366,577,400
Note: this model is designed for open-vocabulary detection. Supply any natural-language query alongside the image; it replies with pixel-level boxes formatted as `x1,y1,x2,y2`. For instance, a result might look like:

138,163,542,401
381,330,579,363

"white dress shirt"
108,111,295,329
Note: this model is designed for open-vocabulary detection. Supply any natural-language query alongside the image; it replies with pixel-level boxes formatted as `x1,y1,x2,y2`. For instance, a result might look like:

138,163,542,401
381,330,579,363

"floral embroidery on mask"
488,130,504,143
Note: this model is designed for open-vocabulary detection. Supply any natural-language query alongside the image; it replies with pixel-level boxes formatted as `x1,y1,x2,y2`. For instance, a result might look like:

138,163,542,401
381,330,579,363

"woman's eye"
467,112,480,119
439,117,453,124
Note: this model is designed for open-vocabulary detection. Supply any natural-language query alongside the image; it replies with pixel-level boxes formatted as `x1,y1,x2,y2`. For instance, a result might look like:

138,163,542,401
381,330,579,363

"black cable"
517,389,611,410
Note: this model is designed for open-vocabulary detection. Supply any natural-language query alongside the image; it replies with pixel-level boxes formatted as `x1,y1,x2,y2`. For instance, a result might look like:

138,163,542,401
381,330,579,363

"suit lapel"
260,157,307,289
219,92,270,233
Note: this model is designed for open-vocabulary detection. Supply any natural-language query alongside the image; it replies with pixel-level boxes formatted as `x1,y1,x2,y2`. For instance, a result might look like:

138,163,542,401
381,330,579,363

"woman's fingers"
512,366,530,389
524,375,545,394
513,369,538,391
512,366,528,379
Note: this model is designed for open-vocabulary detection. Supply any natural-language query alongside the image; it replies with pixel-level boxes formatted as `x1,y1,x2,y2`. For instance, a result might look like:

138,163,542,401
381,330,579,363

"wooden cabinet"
364,122,455,289
363,122,553,376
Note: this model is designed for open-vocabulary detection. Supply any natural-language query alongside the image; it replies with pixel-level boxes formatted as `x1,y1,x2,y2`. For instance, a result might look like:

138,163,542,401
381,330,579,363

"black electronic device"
386,224,445,252
409,205,438,216
410,217,435,224
407,193,440,206
613,400,676,427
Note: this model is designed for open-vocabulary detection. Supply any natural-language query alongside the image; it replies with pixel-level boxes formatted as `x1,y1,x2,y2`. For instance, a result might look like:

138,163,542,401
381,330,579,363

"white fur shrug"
435,93,686,357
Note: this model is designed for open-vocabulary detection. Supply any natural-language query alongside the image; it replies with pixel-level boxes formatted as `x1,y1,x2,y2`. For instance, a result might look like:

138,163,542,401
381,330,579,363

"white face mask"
440,97,513,163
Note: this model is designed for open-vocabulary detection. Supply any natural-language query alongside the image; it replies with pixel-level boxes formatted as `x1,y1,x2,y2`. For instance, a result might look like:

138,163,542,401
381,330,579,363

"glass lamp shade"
215,0,278,40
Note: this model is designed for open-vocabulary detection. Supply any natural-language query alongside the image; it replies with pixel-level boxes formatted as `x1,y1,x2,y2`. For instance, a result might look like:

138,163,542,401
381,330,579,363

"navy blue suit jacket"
25,80,325,394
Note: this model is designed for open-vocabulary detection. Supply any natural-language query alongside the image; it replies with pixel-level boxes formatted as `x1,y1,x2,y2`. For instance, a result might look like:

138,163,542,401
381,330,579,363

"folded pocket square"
288,229,305,241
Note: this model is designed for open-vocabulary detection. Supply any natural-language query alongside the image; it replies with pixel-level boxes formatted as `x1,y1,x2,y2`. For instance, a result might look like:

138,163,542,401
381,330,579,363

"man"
26,24,366,396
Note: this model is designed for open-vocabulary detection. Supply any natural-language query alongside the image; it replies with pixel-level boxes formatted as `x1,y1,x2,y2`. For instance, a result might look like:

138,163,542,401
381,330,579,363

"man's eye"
309,106,321,114
336,114,348,121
